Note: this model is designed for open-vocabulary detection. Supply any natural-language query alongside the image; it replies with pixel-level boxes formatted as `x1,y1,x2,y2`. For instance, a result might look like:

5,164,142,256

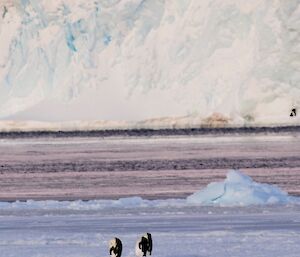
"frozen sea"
0,129,300,200
1,129,300,257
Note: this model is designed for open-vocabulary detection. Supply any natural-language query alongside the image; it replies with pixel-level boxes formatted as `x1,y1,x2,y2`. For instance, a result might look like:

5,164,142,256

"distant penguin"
109,237,122,257
135,233,152,257
290,108,297,117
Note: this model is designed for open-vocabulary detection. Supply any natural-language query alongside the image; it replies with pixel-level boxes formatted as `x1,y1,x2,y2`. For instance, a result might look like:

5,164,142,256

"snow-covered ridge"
0,170,298,210
0,114,299,132
0,113,235,131
0,1,300,126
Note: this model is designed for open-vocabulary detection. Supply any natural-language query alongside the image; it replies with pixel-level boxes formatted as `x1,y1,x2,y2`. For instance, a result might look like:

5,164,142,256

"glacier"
0,0,300,128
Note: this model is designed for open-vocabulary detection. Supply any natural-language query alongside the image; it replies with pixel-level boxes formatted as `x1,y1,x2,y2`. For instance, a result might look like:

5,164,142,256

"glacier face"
0,0,300,126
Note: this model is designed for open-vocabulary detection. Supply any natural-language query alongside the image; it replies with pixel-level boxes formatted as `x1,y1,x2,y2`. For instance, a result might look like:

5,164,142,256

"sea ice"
0,170,297,211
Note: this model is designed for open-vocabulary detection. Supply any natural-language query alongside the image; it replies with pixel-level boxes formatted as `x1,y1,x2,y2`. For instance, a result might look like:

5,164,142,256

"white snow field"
0,0,300,127
1,171,300,257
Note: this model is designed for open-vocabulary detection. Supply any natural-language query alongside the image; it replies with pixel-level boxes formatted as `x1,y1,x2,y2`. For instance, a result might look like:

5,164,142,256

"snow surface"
2,206,300,257
0,0,300,127
0,170,298,211
1,170,300,257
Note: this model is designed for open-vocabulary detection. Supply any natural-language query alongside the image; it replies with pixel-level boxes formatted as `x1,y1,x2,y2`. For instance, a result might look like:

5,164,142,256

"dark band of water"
0,125,300,138
1,157,300,173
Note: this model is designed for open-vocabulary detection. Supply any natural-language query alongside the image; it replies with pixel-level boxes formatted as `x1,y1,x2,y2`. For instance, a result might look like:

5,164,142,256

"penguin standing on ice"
109,237,123,257
290,108,297,117
135,233,152,257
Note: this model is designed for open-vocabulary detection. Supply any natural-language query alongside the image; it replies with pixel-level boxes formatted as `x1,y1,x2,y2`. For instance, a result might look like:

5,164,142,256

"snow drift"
0,170,297,210
0,0,300,127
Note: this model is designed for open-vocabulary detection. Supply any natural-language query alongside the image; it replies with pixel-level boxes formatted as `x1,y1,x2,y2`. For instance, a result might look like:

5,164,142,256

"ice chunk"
187,170,292,206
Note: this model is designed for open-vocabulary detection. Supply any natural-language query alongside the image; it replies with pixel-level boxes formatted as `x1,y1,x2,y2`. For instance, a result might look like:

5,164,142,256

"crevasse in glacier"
0,0,299,126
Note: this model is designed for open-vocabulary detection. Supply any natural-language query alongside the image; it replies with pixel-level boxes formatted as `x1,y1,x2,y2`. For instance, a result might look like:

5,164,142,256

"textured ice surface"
0,0,300,126
1,171,300,257
0,170,297,210
2,206,300,257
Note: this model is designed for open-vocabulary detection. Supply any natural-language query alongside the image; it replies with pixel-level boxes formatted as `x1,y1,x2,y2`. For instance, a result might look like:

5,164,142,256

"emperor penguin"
109,237,123,257
290,108,297,117
135,233,152,257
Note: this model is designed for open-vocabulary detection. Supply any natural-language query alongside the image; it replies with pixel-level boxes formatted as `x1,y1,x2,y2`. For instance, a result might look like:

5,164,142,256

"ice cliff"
0,0,300,127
